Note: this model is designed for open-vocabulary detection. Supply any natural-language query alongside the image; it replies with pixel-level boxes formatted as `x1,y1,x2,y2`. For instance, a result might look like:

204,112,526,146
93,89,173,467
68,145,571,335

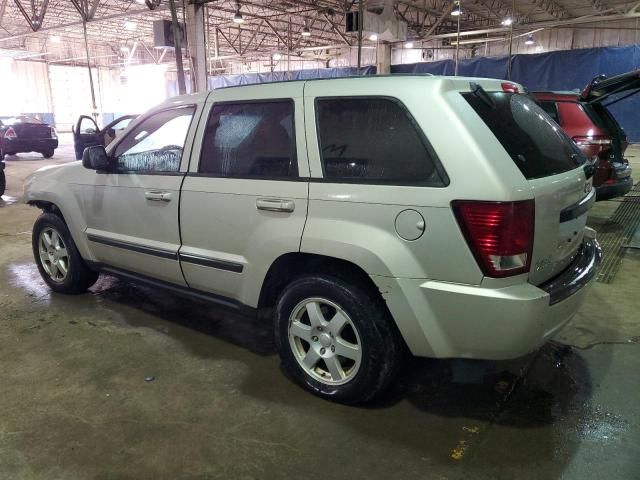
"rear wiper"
469,82,496,109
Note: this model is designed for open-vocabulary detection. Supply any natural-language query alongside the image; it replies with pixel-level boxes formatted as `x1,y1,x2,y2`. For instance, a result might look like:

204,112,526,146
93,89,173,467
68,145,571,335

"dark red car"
533,69,639,200
0,115,59,160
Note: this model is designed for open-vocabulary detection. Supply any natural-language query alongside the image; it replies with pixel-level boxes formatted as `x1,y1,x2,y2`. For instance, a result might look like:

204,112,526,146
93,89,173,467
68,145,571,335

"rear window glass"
463,92,586,180
315,97,446,186
538,101,560,123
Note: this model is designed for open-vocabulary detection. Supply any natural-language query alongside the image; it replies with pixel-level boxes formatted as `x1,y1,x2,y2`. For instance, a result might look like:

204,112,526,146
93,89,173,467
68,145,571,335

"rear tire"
42,149,54,159
274,274,404,404
0,170,5,196
32,212,98,294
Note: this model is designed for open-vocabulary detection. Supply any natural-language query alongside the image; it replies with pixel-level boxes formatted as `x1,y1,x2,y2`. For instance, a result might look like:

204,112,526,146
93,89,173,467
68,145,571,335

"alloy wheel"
288,297,362,386
38,227,69,282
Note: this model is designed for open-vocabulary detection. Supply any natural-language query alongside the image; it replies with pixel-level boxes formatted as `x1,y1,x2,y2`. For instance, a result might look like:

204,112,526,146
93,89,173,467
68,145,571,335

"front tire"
42,149,54,159
32,213,98,294
274,274,404,404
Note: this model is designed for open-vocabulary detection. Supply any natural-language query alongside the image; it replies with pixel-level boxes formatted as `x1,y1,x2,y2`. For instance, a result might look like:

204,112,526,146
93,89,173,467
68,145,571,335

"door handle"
144,190,172,202
256,198,295,213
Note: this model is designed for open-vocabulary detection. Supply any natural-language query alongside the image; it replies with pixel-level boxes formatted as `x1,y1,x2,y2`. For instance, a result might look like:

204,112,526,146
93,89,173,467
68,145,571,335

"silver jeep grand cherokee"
24,76,601,404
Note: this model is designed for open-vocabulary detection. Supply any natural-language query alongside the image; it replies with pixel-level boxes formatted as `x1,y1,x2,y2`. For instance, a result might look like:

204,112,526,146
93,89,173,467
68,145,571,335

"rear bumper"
3,138,58,154
595,163,633,201
373,232,601,360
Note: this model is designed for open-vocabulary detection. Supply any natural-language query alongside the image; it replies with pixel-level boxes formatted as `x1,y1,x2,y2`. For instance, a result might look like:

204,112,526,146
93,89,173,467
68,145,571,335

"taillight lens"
501,82,519,93
50,127,57,139
452,200,535,278
572,135,612,158
4,127,17,139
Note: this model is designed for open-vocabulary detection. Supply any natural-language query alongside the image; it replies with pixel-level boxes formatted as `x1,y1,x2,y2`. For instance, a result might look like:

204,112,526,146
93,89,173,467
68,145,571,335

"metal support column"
82,20,98,119
376,42,391,74
186,0,207,92
168,0,186,95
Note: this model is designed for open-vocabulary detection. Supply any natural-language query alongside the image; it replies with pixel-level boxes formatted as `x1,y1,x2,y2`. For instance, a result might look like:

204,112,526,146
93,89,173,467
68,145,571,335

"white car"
24,76,601,404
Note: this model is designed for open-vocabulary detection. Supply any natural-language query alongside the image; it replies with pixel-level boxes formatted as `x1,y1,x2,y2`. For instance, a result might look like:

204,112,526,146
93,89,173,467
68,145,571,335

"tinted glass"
463,92,586,180
538,101,559,123
315,98,444,185
199,101,297,178
113,107,195,172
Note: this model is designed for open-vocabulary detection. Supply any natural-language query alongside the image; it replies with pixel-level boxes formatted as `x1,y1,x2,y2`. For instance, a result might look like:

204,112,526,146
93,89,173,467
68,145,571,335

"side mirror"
82,145,110,171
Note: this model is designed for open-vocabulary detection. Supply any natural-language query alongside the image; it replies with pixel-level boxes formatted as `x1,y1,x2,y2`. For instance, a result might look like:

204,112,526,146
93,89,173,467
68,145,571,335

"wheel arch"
258,252,385,314
27,199,95,262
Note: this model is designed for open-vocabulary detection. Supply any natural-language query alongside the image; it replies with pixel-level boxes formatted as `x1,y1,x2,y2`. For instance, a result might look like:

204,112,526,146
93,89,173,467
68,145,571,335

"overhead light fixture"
405,42,414,48
135,0,146,4
369,33,378,41
125,20,137,30
272,52,282,60
50,35,61,43
501,17,512,26
233,1,244,23
301,20,311,37
525,34,535,45
451,1,462,16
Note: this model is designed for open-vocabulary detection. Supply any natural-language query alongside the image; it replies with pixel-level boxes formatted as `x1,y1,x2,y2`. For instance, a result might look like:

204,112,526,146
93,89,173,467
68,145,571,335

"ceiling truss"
0,0,636,69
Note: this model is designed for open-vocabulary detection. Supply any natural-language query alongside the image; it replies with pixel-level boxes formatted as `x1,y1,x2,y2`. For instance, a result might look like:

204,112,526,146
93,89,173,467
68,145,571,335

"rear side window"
315,97,446,186
463,92,586,180
199,101,297,178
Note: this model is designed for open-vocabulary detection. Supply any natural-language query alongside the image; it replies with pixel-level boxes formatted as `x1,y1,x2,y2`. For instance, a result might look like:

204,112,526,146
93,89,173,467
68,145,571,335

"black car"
0,116,59,159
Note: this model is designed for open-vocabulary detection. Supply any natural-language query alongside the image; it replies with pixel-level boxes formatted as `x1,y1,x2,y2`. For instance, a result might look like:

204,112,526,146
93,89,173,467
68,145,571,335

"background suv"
24,76,601,404
533,69,639,200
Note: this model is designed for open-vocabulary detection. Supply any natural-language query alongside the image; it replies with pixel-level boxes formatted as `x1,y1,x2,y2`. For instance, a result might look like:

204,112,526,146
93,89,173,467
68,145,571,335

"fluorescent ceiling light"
369,33,378,41
272,52,282,60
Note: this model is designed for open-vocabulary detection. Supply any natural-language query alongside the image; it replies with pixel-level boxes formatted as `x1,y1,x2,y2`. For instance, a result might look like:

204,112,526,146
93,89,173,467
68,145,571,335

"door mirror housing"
82,145,111,171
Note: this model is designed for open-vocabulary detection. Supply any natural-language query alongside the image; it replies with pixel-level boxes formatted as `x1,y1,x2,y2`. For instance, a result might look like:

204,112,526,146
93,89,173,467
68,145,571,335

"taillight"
452,200,535,278
501,82,519,93
4,127,16,139
50,127,57,139
572,135,611,158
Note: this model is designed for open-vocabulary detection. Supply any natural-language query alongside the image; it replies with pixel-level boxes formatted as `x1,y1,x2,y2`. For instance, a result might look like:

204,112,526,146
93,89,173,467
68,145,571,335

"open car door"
101,114,137,146
73,115,100,160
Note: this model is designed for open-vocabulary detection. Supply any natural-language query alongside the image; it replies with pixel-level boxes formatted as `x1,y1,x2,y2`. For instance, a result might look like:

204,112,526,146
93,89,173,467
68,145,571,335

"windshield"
463,91,586,180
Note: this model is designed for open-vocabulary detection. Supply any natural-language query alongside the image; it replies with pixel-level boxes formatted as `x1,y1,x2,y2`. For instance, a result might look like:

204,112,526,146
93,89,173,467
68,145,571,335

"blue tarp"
204,45,640,141
392,45,640,141
207,66,375,90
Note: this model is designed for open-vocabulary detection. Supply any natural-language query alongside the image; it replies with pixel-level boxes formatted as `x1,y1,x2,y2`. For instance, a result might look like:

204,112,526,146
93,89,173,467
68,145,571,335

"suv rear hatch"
463,87,594,285
579,69,639,181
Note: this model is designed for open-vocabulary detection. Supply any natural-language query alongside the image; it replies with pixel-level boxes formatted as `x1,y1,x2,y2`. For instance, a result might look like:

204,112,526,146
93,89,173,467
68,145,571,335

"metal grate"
595,182,640,283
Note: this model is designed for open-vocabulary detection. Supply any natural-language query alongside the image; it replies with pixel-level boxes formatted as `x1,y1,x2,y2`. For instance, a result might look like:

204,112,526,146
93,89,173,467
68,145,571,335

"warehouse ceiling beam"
0,0,8,26
12,0,49,31
322,11,350,45
0,4,168,42
425,9,640,38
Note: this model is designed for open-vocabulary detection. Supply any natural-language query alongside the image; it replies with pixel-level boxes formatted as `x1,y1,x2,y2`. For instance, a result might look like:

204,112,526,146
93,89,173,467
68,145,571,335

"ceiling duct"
346,0,408,42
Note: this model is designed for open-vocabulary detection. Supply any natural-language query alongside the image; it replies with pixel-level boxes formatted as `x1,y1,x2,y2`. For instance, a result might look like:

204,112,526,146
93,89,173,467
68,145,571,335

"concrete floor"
1,137,639,479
